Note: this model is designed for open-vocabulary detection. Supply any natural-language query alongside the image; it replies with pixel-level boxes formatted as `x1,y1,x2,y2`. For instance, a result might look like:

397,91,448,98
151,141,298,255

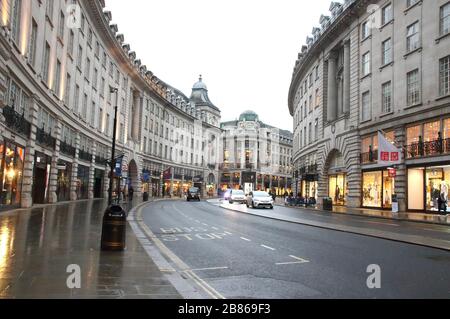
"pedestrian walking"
129,186,134,201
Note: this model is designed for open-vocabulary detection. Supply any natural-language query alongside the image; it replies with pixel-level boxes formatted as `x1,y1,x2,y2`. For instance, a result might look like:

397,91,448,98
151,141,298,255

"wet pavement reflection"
0,200,181,299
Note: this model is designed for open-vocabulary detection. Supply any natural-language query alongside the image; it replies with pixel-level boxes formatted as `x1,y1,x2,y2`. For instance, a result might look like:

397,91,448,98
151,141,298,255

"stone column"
21,95,40,208
394,126,407,212
132,92,140,142
48,119,62,203
269,175,273,190
181,169,185,197
343,40,351,115
160,166,164,197
88,142,97,199
327,53,337,122
103,148,111,199
70,132,80,201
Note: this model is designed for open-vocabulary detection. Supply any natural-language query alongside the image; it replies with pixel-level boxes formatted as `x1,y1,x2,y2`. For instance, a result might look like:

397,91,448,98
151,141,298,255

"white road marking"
202,223,209,226
212,227,219,230
261,244,276,251
290,255,310,262
364,221,400,227
240,237,251,242
190,267,229,272
276,255,310,265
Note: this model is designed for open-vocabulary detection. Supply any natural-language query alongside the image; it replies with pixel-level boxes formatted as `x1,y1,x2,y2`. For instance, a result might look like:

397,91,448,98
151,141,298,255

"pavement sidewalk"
208,199,450,251
0,198,182,299
272,198,450,225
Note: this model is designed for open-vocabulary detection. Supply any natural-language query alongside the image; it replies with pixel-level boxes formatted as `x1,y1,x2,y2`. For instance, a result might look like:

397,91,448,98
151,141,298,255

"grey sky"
105,0,331,131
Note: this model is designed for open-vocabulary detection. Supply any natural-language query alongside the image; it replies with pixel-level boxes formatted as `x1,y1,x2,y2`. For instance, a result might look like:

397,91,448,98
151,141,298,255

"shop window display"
328,174,346,205
426,167,450,212
0,142,24,207
362,172,382,208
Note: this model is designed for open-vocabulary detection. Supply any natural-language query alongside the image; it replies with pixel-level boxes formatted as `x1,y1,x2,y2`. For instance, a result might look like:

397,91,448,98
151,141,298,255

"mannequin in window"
438,181,448,214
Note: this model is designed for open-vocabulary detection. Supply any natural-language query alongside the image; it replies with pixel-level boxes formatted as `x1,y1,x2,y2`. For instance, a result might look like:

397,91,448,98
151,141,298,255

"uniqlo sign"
380,152,390,161
390,152,399,161
388,169,396,178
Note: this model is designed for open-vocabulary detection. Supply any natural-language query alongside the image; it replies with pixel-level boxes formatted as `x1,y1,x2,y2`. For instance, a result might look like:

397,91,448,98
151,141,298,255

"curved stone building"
220,110,293,195
289,0,450,213
0,0,221,209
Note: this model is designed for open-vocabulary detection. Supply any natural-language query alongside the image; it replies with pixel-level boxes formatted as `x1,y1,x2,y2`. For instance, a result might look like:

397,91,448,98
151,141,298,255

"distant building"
219,111,293,195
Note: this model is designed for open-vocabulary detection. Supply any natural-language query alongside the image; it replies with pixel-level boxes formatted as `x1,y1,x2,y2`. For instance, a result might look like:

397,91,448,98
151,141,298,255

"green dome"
239,110,259,122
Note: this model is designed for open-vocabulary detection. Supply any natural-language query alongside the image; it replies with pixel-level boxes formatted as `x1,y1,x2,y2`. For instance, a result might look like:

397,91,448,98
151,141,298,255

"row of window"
361,56,450,122
294,89,320,127
295,119,319,151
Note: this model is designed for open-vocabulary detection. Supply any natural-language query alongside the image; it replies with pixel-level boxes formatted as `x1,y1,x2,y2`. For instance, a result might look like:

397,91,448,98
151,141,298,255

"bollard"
101,204,127,251
143,192,149,202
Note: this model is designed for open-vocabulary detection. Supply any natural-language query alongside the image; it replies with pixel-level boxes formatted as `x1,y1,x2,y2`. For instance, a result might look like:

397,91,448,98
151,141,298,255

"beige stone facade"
289,0,450,213
0,0,221,209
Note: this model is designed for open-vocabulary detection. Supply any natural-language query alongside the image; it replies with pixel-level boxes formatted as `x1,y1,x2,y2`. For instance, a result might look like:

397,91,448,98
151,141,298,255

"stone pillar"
269,175,273,190
70,132,80,201
48,119,62,203
181,169,185,197
327,53,337,122
160,166,164,197
88,142,97,199
239,172,242,188
21,95,40,208
103,148,111,199
132,92,140,142
343,40,351,115
394,126,407,212
170,167,174,197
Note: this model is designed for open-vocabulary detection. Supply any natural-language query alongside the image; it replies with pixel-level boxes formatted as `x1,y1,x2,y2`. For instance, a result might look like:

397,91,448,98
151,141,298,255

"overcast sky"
105,0,331,131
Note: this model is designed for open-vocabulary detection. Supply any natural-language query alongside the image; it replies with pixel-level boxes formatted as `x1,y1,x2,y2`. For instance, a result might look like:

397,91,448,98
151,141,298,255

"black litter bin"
101,205,127,251
143,192,149,202
323,197,333,211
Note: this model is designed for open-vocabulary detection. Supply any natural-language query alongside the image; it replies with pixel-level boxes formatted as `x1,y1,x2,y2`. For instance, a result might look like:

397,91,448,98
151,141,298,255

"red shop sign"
388,169,396,178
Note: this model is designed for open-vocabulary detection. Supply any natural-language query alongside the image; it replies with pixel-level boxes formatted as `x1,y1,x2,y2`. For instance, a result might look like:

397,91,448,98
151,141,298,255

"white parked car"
246,191,274,209
229,190,246,204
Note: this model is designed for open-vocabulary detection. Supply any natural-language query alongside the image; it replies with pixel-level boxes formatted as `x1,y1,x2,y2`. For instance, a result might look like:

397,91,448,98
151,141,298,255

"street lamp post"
101,86,127,251
108,86,119,205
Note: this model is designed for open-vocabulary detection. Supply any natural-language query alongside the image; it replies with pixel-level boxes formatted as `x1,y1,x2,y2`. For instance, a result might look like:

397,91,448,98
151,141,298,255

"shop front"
301,174,318,201
407,164,450,213
328,173,347,206
56,160,72,202
362,169,396,209
32,152,51,204
0,140,25,208
220,173,231,190
151,177,160,197
76,165,90,200
242,171,256,195
141,169,150,196
93,169,104,198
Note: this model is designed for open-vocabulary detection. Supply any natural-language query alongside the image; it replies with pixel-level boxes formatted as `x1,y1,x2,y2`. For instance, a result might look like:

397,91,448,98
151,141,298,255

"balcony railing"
2,105,31,137
361,151,379,164
407,138,450,158
59,141,76,157
36,127,56,150
78,149,93,162
207,164,216,170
